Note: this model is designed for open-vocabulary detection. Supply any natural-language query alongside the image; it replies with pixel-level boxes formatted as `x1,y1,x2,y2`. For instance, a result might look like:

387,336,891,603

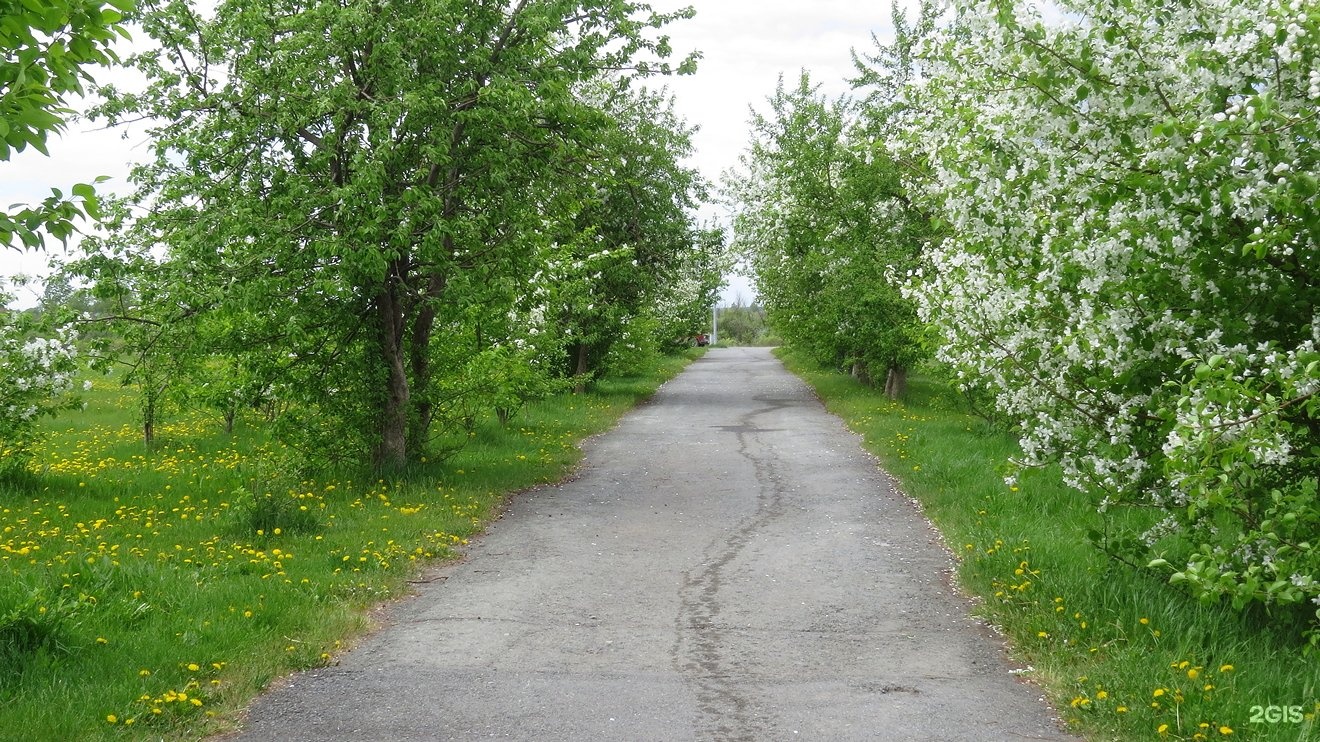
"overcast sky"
1,0,907,307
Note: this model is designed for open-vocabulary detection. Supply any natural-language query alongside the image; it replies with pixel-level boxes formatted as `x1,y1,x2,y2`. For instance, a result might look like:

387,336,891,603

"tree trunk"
407,293,438,452
142,378,160,446
572,342,590,395
374,277,410,468
884,366,908,401
850,361,871,386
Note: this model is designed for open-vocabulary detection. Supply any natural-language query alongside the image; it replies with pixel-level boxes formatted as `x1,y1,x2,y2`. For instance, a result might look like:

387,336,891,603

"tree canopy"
77,0,715,468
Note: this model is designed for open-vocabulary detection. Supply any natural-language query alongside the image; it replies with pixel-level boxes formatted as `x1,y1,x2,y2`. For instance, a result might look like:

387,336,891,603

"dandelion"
1140,617,1150,625
1159,724,1170,734
1218,664,1234,673
106,715,118,724
1154,688,1166,697
1219,726,1233,735
187,663,200,672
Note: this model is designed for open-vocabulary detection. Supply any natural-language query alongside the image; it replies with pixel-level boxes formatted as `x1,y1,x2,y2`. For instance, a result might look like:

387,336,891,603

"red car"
695,333,710,347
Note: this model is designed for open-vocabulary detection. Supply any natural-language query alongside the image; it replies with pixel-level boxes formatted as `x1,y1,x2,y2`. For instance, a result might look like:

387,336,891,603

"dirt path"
227,347,1074,741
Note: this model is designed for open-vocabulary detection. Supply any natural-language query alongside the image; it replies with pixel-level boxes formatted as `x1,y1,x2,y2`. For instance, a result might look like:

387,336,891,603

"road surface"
227,347,1073,741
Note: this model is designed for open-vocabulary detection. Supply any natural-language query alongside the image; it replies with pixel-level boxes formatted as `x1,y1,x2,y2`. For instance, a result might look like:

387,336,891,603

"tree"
545,84,714,388
716,300,767,346
0,290,81,477
900,0,1319,628
1,0,129,247
91,0,698,467
727,72,928,398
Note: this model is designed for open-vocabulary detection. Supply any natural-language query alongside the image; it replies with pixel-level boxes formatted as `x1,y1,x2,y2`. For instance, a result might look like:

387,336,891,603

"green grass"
0,349,702,740
779,349,1319,742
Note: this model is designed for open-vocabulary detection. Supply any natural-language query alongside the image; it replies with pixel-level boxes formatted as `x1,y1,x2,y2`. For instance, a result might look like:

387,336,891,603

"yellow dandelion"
106,715,118,724
1218,664,1234,673
1154,688,1166,697
187,663,200,672
1140,617,1150,625
1158,723,1170,734
1219,726,1233,735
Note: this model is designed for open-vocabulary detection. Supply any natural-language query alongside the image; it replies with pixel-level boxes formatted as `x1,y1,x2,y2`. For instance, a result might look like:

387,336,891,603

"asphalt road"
227,347,1074,741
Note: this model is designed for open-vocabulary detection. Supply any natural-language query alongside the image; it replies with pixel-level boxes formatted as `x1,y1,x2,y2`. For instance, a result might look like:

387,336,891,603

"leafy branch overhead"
0,0,131,248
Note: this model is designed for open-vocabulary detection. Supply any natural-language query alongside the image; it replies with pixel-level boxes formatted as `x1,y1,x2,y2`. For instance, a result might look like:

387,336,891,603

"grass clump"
779,348,1319,742
0,349,701,740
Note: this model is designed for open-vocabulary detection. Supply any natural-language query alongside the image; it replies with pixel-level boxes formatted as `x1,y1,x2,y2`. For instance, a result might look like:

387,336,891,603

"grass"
778,348,1320,742
0,349,702,740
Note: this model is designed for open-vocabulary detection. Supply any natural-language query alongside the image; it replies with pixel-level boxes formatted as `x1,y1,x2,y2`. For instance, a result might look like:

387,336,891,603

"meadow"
0,350,702,740
780,349,1320,741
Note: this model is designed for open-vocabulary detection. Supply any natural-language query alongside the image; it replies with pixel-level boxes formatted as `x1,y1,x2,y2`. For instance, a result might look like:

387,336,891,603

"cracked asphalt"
226,347,1076,741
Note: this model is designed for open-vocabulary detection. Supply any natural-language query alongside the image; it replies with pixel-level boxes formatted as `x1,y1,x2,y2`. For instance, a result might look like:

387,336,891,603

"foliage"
0,289,82,478
546,85,720,382
0,0,128,472
1,0,129,247
896,0,1320,628
726,71,928,397
83,0,704,468
715,300,768,346
0,581,90,674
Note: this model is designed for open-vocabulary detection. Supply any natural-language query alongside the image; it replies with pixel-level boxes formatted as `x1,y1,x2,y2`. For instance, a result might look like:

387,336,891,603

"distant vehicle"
695,333,710,347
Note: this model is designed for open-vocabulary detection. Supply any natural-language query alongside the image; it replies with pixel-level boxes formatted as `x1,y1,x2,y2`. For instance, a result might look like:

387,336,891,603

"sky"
1,0,907,308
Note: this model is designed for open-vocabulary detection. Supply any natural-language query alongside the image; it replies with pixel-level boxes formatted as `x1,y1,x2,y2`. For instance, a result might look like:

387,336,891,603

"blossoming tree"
728,72,928,398
899,0,1319,630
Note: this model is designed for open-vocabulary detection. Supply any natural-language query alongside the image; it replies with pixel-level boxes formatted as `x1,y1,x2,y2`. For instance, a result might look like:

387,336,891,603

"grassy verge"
779,348,1319,742
0,349,702,740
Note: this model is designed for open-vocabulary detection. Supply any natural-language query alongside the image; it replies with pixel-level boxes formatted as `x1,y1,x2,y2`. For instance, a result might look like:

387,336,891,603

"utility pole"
711,302,718,345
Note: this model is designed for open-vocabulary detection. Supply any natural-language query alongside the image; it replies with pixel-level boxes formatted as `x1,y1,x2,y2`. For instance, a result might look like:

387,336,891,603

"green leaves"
728,68,929,389
83,0,703,467
1,0,128,248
